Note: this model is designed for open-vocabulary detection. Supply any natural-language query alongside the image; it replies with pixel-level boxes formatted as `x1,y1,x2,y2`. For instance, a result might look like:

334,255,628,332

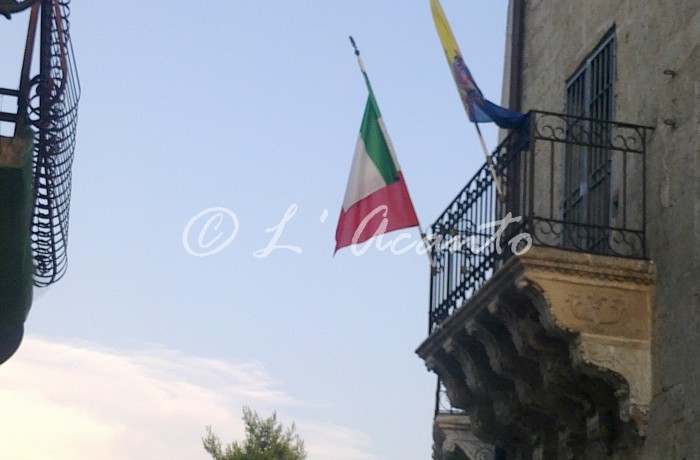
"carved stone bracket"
515,246,654,435
434,413,495,460
418,246,655,457
573,334,651,434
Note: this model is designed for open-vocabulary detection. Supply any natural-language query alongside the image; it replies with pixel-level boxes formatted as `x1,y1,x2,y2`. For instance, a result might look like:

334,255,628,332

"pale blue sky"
1,2,509,459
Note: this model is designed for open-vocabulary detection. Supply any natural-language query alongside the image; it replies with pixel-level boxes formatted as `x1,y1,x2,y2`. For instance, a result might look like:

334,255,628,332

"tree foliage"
203,407,306,460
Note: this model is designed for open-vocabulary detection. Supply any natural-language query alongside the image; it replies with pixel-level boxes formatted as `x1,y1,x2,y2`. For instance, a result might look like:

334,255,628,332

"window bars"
564,31,615,252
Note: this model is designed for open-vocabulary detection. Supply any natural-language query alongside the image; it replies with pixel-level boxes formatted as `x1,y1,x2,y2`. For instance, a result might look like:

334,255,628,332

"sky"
0,2,510,459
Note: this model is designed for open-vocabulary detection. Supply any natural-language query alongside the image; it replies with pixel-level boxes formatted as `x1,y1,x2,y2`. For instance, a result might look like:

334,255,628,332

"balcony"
418,112,656,459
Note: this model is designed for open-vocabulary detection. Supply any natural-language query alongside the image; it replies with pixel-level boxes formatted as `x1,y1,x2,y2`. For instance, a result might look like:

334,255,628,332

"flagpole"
474,123,506,203
349,36,365,72
348,36,435,267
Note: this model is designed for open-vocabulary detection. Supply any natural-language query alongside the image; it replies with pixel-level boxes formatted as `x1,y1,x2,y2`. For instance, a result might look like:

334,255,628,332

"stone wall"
513,1,700,458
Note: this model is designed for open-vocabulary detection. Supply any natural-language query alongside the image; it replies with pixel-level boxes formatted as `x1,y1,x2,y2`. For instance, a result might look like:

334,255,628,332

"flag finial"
349,36,360,56
348,36,366,73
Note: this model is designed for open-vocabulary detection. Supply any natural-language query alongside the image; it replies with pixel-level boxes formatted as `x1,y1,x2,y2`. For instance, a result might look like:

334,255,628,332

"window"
563,31,615,250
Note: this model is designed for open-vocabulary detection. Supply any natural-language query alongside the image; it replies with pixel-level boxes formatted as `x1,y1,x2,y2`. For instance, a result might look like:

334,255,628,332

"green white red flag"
335,65,419,253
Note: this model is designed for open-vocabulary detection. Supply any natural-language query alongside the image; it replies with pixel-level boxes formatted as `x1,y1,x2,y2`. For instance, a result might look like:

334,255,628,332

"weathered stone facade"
420,1,700,458
516,1,700,458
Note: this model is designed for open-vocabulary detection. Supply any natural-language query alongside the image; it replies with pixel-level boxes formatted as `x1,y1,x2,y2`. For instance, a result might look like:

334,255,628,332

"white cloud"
0,337,377,460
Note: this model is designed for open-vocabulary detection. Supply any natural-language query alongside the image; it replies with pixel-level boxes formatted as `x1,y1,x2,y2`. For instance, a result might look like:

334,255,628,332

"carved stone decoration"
573,334,651,435
426,355,473,410
418,246,655,458
567,293,626,325
433,414,496,460
515,247,654,436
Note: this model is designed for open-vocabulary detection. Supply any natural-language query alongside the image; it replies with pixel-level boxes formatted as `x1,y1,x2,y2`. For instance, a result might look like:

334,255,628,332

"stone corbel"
514,247,655,435
434,414,495,460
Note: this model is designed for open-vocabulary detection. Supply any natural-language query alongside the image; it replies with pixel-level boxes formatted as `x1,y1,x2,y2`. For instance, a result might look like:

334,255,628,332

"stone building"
416,1,700,458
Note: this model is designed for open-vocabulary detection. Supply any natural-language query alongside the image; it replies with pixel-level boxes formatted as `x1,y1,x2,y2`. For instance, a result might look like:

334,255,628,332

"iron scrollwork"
28,0,80,287
428,111,652,331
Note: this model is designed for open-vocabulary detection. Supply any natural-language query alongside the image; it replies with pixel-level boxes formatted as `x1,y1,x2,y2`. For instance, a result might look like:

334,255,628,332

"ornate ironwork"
0,0,79,286
532,111,649,153
428,111,652,331
28,0,79,286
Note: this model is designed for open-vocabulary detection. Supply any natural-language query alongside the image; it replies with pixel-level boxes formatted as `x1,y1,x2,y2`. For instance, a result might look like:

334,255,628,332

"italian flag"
335,68,419,252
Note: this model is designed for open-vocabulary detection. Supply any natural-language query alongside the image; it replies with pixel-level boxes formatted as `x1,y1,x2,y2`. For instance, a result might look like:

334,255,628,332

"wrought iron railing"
0,0,80,287
30,0,80,286
428,111,653,332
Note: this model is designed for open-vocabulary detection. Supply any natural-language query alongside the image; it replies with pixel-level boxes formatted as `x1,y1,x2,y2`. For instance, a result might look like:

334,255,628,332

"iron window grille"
563,30,616,251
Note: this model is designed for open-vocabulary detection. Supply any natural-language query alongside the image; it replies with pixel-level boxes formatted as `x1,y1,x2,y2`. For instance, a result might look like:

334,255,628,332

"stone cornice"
517,247,656,286
417,247,655,359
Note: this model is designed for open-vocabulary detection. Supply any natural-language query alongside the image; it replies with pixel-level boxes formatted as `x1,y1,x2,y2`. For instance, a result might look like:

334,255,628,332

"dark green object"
0,127,35,364
203,407,307,460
